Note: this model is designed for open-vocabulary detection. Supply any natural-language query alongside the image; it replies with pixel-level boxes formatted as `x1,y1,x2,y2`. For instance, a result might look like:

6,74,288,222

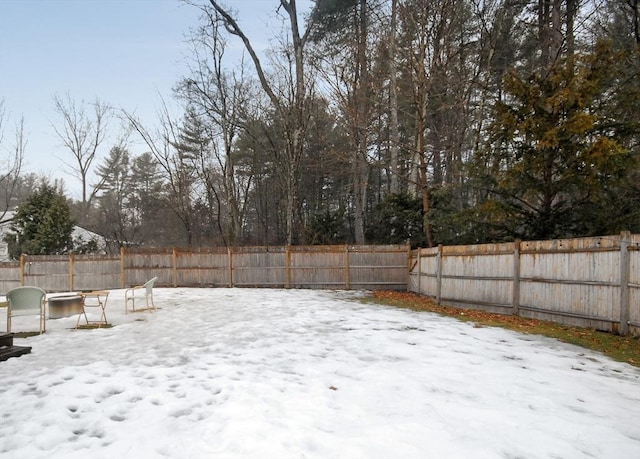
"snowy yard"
0,288,639,459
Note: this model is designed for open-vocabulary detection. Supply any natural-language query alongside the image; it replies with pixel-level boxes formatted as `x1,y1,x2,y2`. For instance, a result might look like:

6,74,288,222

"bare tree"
123,99,198,247
177,6,259,246
207,0,314,245
51,93,111,211
0,100,25,215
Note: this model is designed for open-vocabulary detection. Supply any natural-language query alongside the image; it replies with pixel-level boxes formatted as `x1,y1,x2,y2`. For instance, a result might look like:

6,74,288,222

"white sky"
1,288,639,458
0,0,313,199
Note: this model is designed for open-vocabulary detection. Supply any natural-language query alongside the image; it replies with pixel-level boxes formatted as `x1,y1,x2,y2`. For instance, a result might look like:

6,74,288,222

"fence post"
619,231,631,336
416,248,422,295
344,245,350,289
172,248,178,288
227,247,233,287
20,254,25,286
285,246,291,289
512,239,521,317
120,247,127,288
69,254,75,291
436,245,443,304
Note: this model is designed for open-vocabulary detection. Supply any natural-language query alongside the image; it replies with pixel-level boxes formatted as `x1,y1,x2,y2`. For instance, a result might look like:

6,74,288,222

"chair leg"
6,312,46,334
125,293,135,314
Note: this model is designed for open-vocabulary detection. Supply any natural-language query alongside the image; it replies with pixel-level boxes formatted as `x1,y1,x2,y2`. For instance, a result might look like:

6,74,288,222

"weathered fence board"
123,249,173,287
23,256,71,292
232,247,287,287
289,245,345,288
439,244,514,313
347,245,408,290
409,232,639,335
18,255,122,292
628,235,640,331
72,255,121,291
0,262,20,293
174,249,229,287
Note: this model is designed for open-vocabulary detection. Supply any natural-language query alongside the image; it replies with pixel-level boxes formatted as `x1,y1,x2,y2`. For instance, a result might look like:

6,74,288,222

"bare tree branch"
0,100,25,215
51,92,111,207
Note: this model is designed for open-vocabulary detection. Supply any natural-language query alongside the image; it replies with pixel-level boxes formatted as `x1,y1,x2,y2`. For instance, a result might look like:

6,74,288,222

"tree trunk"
388,0,400,194
209,0,309,246
352,0,369,244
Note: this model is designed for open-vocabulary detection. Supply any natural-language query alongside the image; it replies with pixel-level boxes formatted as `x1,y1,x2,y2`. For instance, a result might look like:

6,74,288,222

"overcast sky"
0,0,312,199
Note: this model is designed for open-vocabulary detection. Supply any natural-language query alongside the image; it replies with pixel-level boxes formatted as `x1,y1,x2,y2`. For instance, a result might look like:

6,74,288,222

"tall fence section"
0,245,409,294
1,234,638,335
408,232,639,336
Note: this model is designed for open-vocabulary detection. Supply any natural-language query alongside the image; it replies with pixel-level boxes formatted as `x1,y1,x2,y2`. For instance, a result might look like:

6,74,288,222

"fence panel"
519,238,621,329
439,243,515,313
175,249,229,287
0,262,21,294
23,256,70,292
348,245,408,290
289,246,346,289
231,247,287,287
408,247,438,296
408,233,639,335
72,255,121,291
123,249,173,287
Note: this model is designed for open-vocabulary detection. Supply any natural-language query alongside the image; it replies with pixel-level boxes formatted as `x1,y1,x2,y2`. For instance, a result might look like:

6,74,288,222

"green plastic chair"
6,286,47,334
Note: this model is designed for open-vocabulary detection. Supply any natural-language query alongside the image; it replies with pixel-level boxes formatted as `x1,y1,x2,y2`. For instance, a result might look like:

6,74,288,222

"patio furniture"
125,277,157,314
77,290,110,328
6,286,47,334
0,333,31,361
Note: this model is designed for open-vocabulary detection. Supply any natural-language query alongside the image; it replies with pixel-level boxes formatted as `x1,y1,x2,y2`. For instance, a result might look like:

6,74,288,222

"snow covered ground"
0,288,639,459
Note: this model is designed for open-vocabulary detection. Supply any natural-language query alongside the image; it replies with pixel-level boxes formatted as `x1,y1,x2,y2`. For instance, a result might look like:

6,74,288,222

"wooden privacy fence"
0,245,409,294
2,235,638,336
408,232,640,336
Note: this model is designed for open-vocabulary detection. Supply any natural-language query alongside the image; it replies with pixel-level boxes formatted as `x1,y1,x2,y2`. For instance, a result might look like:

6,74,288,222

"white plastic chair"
6,286,47,334
124,277,158,314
